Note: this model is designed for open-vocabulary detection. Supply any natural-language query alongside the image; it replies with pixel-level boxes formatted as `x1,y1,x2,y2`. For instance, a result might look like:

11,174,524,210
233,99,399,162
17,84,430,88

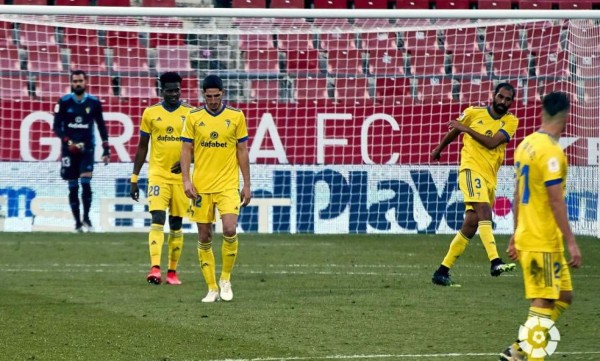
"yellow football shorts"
458,169,496,211
187,188,241,224
518,250,572,300
147,181,189,217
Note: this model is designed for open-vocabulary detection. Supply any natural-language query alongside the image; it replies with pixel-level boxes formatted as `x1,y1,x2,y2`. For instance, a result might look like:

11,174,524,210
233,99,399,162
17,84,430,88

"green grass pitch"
1,233,599,361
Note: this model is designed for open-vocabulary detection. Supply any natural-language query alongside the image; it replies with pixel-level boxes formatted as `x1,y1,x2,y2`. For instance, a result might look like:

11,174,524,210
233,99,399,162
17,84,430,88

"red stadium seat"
518,0,551,9
444,27,479,53
68,45,107,73
34,75,71,100
436,0,470,8
354,18,394,29
155,46,192,73
575,54,600,79
63,28,99,47
459,79,493,105
527,25,562,55
275,19,313,50
27,45,63,72
354,0,388,8
180,77,199,103
105,30,140,48
237,18,275,50
313,0,347,8
250,80,280,101
55,0,90,4
410,50,446,76
278,33,314,50
556,0,592,9
403,29,439,52
243,49,280,74
294,77,328,101
0,21,14,46
583,80,599,105
485,25,521,52
541,79,578,103
232,0,266,7
0,44,21,71
12,0,47,4
313,18,352,30
361,32,398,51
19,24,57,47
120,76,158,98
112,46,149,73
416,77,454,103
520,78,541,104
147,18,185,48
568,25,600,56
270,0,304,7
334,77,370,103
142,0,176,6
477,0,511,9
452,51,487,77
535,51,569,78
375,77,412,105
492,50,529,77
96,0,131,5
326,49,364,75
0,75,29,100
285,49,320,74
319,33,357,51
86,75,116,101
395,0,429,8
368,49,405,76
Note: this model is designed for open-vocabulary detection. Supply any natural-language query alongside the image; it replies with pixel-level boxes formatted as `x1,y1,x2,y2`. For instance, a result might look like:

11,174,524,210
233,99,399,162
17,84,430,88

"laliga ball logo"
518,317,561,358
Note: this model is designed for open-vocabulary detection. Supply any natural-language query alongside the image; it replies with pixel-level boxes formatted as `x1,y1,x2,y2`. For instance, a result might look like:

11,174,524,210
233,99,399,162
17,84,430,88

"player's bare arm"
237,141,252,207
130,134,150,201
432,128,461,161
547,183,582,268
180,141,197,200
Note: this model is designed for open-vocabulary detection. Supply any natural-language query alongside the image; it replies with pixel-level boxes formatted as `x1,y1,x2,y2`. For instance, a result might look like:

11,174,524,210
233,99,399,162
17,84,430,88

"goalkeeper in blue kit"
53,70,110,233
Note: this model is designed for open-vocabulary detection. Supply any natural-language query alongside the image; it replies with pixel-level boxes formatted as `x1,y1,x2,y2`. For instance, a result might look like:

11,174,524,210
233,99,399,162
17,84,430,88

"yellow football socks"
148,223,164,267
198,241,217,291
221,234,239,281
478,221,499,261
551,300,570,321
525,306,553,361
167,229,183,271
441,231,470,269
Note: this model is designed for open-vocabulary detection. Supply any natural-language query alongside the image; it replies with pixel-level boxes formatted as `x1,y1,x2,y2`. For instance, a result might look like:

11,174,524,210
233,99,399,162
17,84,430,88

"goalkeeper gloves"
102,141,110,158
65,138,84,154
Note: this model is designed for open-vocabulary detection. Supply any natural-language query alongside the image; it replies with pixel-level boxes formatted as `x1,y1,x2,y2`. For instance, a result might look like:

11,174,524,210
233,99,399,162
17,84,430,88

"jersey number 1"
515,161,530,204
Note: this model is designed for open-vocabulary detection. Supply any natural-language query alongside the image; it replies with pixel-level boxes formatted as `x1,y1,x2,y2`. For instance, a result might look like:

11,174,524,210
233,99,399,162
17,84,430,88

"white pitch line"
203,351,600,361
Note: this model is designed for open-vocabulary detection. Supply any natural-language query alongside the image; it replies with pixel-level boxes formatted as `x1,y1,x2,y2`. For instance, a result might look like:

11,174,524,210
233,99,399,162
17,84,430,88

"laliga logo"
518,317,561,358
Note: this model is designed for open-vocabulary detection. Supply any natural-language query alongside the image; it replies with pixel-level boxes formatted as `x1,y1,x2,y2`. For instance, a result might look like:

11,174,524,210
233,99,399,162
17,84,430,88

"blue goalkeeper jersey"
53,93,108,150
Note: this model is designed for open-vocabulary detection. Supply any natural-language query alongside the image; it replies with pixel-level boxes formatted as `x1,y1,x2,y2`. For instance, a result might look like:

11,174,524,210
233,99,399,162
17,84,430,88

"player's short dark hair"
159,72,182,88
202,75,224,91
71,70,87,79
542,91,570,116
494,82,516,99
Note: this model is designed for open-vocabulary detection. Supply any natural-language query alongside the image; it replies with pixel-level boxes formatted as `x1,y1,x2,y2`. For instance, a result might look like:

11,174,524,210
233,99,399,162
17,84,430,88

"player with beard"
130,72,194,285
431,83,519,287
53,70,110,233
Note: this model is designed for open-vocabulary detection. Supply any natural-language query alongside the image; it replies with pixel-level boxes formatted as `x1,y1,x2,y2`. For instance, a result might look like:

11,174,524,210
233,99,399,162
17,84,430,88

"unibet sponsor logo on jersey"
201,131,227,148
68,116,90,129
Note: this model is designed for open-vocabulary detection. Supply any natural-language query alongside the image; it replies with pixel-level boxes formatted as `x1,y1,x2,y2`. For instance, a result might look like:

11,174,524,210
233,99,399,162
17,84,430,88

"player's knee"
151,210,166,225
169,216,182,230
222,225,236,238
559,291,573,305
68,179,78,189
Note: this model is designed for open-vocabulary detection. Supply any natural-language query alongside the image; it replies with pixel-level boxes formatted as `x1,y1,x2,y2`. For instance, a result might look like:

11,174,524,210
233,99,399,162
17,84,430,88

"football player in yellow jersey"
180,75,251,303
431,83,519,287
499,92,581,361
130,72,194,285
